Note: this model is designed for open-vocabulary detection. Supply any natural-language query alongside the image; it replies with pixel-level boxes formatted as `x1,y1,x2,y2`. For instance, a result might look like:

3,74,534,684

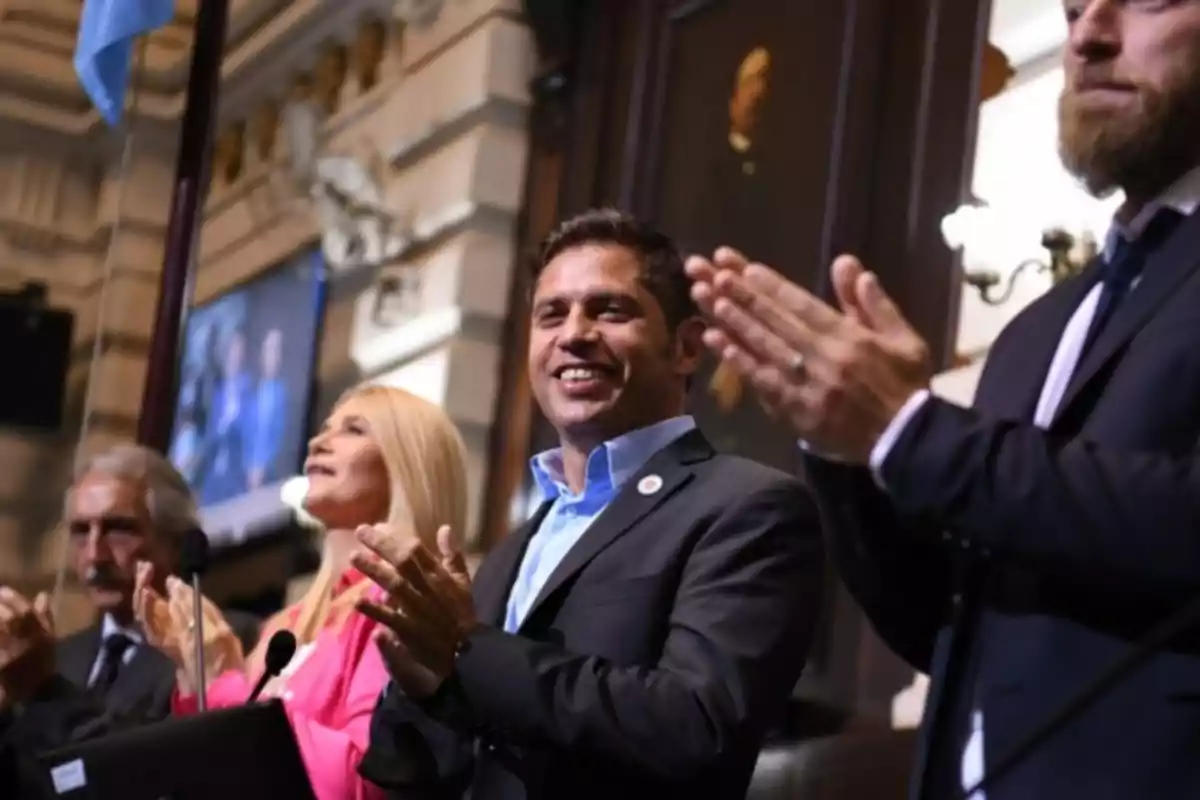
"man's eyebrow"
534,290,640,306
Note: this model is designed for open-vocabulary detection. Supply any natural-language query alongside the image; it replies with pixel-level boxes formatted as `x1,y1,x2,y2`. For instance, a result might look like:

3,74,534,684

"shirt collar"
530,416,697,502
101,613,143,645
1105,163,1200,257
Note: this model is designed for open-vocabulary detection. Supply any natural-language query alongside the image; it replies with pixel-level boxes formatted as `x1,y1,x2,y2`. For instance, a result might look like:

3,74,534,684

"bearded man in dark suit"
688,2,1200,797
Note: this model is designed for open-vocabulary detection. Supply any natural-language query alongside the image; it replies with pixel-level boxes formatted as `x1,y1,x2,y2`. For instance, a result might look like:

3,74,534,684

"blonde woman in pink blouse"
133,384,469,800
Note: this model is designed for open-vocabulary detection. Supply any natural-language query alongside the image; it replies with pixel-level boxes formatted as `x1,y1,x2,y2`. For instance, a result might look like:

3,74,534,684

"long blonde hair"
265,384,469,651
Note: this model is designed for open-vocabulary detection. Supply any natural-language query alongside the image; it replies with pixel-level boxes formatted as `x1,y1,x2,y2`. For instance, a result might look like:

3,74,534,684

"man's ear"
673,316,707,378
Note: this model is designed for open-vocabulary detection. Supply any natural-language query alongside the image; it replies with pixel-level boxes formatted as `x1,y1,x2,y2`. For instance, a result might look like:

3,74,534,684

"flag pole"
136,0,231,452
52,35,152,620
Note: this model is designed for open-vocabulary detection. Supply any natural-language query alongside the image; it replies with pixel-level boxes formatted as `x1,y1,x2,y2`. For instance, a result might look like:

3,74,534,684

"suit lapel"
978,268,1101,421
106,641,172,717
473,502,552,627
58,624,103,688
1054,210,1200,424
518,429,713,631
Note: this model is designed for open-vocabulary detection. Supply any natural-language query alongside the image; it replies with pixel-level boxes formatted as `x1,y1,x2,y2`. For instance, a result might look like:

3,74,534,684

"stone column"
345,0,534,546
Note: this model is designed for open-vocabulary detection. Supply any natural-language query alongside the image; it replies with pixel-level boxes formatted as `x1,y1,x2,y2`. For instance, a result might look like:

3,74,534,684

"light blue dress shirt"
502,415,697,633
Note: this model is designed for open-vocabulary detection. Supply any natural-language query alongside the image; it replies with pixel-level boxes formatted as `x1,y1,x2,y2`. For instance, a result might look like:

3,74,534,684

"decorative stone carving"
354,19,388,93
375,264,425,324
392,20,408,71
272,93,415,271
252,101,280,163
291,73,314,101
310,151,416,272
315,45,349,115
394,0,444,30
0,1,420,135
215,123,246,185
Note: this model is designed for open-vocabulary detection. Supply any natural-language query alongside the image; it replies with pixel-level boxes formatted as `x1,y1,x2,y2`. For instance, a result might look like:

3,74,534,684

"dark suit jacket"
807,207,1200,799
361,429,824,800
56,609,261,726
56,626,175,726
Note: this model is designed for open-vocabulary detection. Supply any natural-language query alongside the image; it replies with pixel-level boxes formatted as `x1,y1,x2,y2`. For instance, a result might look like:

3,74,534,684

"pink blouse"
173,570,389,800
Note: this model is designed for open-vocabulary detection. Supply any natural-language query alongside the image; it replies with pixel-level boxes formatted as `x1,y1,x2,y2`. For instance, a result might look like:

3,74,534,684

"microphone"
962,591,1200,796
247,630,298,703
179,529,210,712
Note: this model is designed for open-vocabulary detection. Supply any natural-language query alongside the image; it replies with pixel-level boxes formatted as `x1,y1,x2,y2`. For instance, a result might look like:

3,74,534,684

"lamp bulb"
941,203,985,251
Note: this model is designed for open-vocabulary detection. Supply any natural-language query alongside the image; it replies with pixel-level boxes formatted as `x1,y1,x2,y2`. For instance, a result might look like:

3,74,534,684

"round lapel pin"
637,474,663,496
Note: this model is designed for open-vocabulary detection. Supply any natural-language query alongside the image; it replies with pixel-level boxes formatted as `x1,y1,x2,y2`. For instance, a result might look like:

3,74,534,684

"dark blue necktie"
92,632,133,693
1079,207,1184,359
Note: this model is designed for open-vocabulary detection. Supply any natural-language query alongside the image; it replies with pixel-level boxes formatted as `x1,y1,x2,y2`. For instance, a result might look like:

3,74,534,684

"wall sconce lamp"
941,203,1099,305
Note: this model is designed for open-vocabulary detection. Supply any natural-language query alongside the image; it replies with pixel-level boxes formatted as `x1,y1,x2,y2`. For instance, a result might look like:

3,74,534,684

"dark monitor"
0,302,73,432
36,701,316,799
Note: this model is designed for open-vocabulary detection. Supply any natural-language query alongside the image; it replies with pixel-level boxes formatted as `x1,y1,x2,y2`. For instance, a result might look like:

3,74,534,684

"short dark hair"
532,208,699,330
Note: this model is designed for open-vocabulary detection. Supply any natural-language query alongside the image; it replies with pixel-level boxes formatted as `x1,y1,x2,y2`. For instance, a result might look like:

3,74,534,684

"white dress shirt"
868,164,1200,798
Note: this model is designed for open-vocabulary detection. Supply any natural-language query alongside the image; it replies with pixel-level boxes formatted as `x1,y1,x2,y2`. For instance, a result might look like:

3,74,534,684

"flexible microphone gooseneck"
962,591,1200,797
178,529,210,712
247,630,298,703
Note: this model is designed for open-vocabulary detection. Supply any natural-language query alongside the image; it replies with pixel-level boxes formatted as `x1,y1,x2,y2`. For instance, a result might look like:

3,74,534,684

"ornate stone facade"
0,0,534,633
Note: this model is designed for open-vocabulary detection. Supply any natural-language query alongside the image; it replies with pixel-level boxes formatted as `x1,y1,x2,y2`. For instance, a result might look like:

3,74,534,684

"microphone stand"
180,528,212,713
192,570,207,712
962,590,1200,797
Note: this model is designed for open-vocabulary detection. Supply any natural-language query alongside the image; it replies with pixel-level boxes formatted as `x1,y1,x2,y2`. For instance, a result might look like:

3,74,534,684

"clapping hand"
352,524,475,698
686,248,933,463
134,562,244,693
0,586,55,707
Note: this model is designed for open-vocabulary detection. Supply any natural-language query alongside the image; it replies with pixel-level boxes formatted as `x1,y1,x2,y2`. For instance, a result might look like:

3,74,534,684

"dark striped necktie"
1078,207,1184,359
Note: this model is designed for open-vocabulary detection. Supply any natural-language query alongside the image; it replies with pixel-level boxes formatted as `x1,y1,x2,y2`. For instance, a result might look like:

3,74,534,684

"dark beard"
1058,56,1200,201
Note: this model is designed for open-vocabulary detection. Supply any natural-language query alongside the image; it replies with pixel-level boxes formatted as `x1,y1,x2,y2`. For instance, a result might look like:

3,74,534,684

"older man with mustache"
689,1,1200,798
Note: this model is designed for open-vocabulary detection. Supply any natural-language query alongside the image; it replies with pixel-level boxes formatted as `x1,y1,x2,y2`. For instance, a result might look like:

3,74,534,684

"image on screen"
167,248,327,547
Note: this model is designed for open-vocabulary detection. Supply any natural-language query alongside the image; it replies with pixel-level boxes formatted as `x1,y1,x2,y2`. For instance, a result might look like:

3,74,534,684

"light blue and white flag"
74,0,175,126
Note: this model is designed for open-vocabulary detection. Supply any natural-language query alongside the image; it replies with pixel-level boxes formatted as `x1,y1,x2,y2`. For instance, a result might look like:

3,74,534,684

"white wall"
952,64,1119,366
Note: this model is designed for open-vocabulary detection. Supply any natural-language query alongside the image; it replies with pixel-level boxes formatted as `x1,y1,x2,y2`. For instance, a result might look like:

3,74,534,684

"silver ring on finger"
787,352,806,376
